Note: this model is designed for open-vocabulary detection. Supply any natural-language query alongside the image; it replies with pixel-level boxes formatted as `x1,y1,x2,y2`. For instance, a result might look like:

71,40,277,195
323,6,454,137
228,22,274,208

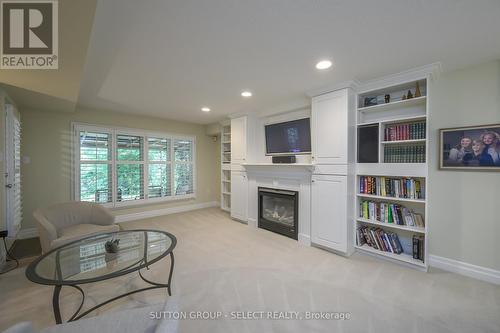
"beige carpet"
1,207,499,332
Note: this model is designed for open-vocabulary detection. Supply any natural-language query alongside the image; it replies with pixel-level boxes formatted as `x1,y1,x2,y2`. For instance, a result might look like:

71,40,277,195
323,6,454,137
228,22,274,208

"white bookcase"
221,123,231,212
355,77,430,270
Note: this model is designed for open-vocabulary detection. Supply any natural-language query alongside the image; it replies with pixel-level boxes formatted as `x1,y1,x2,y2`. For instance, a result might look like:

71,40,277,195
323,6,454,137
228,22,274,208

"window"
74,124,195,207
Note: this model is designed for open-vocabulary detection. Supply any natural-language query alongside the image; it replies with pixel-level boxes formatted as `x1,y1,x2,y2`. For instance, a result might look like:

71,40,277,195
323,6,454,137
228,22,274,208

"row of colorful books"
356,226,425,261
356,226,404,254
384,145,426,163
384,121,426,141
359,200,425,228
359,176,425,200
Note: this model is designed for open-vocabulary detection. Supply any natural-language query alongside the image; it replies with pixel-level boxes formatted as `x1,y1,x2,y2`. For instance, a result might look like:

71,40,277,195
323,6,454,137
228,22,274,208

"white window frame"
72,123,196,208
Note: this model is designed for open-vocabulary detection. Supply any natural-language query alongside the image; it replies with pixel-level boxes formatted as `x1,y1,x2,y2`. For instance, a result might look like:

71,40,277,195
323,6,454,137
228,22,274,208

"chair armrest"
90,204,116,226
33,210,58,253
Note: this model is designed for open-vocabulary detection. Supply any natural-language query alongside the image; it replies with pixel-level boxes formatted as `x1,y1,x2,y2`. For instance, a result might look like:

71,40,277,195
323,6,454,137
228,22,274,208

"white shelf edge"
381,139,426,144
355,244,426,267
222,192,231,195
357,115,427,127
356,218,425,234
356,165,427,177
379,115,427,125
357,96,426,113
356,193,425,204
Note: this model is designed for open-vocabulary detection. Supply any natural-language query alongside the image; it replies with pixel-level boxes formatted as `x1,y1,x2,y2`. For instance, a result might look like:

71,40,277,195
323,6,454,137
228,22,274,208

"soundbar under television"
265,118,311,156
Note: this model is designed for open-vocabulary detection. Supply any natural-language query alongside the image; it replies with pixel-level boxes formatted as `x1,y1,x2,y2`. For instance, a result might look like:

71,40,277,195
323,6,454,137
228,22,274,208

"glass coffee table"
25,229,176,324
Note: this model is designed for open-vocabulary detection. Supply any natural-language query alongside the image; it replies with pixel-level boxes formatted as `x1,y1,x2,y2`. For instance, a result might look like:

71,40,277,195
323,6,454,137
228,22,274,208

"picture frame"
439,123,500,171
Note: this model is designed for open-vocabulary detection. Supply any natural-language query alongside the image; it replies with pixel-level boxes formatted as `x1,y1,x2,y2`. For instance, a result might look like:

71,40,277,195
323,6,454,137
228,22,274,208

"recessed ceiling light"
241,91,253,97
315,60,332,70
201,107,211,112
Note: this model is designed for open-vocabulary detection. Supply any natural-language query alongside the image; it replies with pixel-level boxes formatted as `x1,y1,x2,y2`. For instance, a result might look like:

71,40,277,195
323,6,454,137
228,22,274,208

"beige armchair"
33,202,120,253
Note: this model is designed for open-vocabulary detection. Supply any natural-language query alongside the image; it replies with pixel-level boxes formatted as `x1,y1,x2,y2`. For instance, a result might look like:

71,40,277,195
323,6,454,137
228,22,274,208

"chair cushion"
51,224,120,249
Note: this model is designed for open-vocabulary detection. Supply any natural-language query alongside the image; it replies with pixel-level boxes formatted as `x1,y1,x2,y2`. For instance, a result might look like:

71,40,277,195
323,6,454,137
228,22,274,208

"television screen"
265,118,311,155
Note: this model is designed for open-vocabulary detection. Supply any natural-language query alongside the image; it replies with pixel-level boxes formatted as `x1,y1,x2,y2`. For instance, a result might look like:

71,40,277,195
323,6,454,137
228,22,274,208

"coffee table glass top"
26,230,175,285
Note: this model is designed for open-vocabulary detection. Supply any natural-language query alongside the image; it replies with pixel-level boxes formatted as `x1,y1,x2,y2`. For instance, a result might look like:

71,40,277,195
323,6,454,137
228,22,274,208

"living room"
1,1,500,332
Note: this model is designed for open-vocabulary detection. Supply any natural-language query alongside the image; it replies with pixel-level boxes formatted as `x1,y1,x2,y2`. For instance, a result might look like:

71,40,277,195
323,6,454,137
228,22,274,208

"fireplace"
258,187,298,240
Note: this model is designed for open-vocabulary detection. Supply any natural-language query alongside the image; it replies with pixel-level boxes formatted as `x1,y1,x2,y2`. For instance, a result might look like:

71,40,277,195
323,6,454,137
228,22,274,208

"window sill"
108,193,196,210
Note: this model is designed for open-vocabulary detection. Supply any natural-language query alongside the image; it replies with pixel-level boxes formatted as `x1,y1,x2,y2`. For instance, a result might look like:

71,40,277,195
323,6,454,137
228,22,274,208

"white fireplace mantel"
244,163,312,246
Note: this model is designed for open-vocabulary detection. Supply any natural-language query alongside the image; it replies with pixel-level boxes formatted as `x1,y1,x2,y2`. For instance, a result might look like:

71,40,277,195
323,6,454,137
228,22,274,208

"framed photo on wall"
440,124,500,170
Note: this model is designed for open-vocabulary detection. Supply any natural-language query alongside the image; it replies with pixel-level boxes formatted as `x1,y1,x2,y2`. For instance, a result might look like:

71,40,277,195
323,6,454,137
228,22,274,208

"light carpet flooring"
1,207,499,332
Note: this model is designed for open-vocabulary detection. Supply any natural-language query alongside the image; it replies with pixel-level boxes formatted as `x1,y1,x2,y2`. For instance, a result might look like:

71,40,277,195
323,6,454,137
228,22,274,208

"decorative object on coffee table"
105,239,120,253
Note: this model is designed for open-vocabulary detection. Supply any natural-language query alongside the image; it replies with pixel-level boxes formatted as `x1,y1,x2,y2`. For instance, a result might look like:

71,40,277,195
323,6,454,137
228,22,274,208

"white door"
311,89,348,165
231,116,247,164
230,171,247,221
4,105,22,238
311,174,347,252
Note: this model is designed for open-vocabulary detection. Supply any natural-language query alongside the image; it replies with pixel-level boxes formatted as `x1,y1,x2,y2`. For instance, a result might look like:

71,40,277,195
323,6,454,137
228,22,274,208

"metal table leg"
52,285,62,324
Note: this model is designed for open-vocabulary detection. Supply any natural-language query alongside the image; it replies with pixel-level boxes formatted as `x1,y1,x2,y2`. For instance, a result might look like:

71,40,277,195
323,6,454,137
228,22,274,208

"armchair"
33,202,120,253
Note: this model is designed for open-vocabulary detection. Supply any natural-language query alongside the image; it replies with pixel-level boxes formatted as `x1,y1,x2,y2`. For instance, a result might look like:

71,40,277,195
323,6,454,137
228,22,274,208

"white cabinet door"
230,171,248,221
311,175,348,253
231,116,247,164
311,89,348,165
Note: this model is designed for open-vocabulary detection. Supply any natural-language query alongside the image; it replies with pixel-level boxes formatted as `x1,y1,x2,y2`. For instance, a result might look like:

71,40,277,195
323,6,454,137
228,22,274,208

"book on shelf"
384,145,426,163
359,200,425,228
356,226,403,254
359,176,425,200
384,121,426,141
356,226,425,261
412,235,425,261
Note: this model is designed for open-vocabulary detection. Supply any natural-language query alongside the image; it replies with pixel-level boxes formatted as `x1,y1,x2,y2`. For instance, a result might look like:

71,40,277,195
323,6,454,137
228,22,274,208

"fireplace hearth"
258,187,298,240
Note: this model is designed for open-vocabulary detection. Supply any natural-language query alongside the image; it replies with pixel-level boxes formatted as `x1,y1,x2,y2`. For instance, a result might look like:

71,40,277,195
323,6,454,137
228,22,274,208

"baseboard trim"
115,201,219,223
429,255,500,285
298,233,311,246
17,228,38,239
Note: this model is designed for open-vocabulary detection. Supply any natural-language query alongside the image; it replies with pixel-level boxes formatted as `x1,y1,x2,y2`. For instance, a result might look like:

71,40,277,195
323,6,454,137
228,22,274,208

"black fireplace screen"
258,187,298,240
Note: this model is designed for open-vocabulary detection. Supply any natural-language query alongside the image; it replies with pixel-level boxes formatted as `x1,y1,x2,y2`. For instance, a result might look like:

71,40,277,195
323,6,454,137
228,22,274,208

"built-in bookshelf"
355,77,429,270
221,123,231,212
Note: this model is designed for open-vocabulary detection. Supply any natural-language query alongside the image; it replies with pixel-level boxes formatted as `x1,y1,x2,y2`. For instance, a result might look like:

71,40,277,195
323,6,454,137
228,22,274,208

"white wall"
428,60,500,271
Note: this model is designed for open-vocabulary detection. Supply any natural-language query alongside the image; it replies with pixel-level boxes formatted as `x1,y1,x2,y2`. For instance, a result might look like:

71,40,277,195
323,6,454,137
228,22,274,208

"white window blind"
174,138,194,195
5,107,22,237
74,124,195,207
79,131,112,203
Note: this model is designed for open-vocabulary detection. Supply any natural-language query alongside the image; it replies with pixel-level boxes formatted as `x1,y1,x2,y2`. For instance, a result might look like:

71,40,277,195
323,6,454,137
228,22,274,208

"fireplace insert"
258,187,298,240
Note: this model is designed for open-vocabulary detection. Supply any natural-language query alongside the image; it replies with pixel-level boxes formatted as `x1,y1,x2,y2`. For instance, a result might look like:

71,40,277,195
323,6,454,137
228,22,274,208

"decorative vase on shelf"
407,89,413,99
415,82,422,97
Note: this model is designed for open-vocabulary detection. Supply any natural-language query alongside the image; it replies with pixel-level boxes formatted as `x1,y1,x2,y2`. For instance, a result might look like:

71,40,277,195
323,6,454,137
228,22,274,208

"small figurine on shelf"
402,93,407,100
384,94,390,103
415,82,422,97
407,89,413,99
364,97,378,107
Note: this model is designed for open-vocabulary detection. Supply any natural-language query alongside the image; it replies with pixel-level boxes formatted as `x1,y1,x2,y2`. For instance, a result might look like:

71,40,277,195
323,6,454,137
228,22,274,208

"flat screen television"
265,118,311,155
